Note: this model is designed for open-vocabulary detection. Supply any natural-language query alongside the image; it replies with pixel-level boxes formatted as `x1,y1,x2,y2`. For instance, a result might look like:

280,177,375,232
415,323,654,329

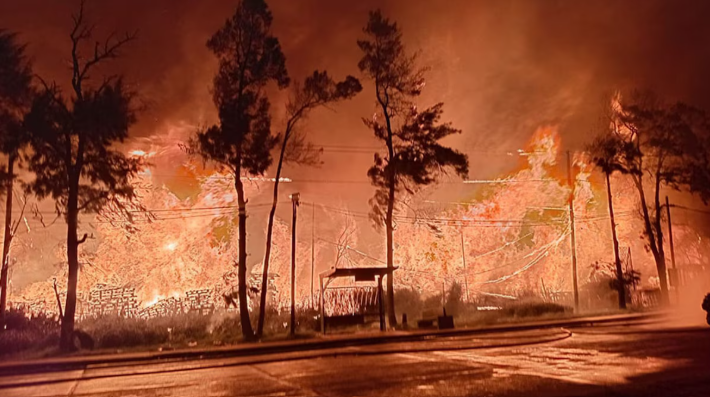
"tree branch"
10,191,28,236
69,0,136,96
77,233,88,245
77,191,109,212
78,31,137,84
31,204,61,228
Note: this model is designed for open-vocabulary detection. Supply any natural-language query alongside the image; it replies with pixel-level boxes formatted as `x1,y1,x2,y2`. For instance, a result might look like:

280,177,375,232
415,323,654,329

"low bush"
259,307,290,336
210,314,242,344
501,302,572,318
79,307,321,349
80,312,215,349
258,306,320,337
445,283,465,316
3,308,58,333
81,316,167,349
296,307,320,333
0,328,59,358
394,288,423,320
422,294,444,314
0,309,60,358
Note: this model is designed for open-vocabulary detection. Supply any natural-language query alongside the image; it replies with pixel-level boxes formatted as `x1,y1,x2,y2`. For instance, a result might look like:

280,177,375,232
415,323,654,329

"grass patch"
0,309,60,359
0,306,325,360
501,302,572,318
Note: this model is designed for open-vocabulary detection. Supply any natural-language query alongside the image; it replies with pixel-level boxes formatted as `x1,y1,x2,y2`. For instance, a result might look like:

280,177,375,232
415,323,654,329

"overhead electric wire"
98,202,289,224
670,204,710,216
317,237,386,265
308,201,570,227
480,248,551,285
11,200,640,229
468,232,535,262
145,173,568,185
129,201,284,213
476,227,571,284
306,201,641,229
7,202,283,217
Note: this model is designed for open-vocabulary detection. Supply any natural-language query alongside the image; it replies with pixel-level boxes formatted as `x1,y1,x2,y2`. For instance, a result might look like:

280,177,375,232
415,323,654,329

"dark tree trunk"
652,174,670,306
634,176,670,305
60,185,79,351
256,136,287,337
605,173,626,309
289,196,297,336
0,155,15,331
652,248,669,304
234,174,255,340
385,175,396,326
378,90,397,328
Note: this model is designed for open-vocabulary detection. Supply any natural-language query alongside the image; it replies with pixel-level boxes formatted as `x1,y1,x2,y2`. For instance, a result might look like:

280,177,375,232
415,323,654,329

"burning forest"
6,125,706,320
2,0,710,356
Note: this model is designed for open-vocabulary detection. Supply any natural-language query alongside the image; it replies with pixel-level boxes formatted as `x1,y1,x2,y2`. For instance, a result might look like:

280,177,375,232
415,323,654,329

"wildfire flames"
7,126,709,317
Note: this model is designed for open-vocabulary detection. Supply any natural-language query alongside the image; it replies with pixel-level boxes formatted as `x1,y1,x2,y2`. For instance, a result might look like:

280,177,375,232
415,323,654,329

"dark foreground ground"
1,317,708,397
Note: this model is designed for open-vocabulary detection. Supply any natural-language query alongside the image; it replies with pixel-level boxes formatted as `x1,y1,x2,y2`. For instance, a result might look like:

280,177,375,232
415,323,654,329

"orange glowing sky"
3,0,710,300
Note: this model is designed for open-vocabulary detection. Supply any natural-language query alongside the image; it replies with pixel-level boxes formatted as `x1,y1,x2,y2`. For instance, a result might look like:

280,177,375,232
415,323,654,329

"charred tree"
190,0,288,340
357,10,468,326
256,71,360,337
0,30,33,331
599,91,710,306
25,1,140,351
605,172,626,309
587,120,639,309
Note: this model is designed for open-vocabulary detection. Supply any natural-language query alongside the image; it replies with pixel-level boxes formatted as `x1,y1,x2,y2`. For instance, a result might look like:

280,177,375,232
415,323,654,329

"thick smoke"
4,0,710,158
2,0,710,290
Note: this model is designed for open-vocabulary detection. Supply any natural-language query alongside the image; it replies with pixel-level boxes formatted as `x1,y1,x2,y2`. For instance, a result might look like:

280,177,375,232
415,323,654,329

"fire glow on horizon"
8,126,710,316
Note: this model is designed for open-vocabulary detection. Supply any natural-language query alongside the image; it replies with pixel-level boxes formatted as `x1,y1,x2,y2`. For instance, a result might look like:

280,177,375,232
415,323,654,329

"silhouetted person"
702,293,710,325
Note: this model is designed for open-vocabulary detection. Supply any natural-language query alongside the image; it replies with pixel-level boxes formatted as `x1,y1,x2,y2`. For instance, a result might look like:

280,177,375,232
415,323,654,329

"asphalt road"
2,318,709,397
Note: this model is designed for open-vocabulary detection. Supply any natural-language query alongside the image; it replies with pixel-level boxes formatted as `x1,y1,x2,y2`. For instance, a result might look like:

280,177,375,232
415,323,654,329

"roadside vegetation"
1,280,640,361
0,306,322,360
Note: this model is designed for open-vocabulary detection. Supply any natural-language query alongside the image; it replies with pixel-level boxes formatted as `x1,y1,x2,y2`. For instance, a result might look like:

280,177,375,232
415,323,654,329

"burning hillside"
7,125,706,317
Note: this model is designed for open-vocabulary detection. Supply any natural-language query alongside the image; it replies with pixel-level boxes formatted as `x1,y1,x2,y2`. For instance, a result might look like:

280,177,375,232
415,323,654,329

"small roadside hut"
318,267,397,334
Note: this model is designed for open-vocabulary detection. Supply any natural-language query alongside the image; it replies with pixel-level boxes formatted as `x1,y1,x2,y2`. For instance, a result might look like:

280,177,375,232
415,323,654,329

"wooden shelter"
318,267,397,334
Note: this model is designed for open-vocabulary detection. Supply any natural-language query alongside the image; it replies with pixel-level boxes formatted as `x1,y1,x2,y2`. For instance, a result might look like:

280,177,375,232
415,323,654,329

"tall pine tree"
0,30,33,331
25,1,140,350
358,11,468,325
190,0,288,340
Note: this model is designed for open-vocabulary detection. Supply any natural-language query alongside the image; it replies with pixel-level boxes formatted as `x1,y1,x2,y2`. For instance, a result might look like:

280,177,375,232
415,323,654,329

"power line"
125,202,281,213
95,205,276,224
143,173,568,185
13,200,639,228
307,201,571,228
314,144,557,157
462,179,561,184
671,204,710,216
477,228,571,284
317,237,386,265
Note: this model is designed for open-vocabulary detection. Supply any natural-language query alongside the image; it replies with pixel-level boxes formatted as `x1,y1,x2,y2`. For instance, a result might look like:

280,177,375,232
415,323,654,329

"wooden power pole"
310,203,315,308
665,196,679,305
566,151,580,312
606,173,626,309
290,193,300,337
459,229,470,302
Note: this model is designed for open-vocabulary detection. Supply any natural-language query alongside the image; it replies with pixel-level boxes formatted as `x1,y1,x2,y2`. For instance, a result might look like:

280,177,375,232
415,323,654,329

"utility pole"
310,203,315,308
605,173,626,309
290,193,300,337
442,279,446,311
52,278,63,320
665,196,679,305
377,275,385,331
566,151,580,312
459,229,470,302
627,247,634,287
